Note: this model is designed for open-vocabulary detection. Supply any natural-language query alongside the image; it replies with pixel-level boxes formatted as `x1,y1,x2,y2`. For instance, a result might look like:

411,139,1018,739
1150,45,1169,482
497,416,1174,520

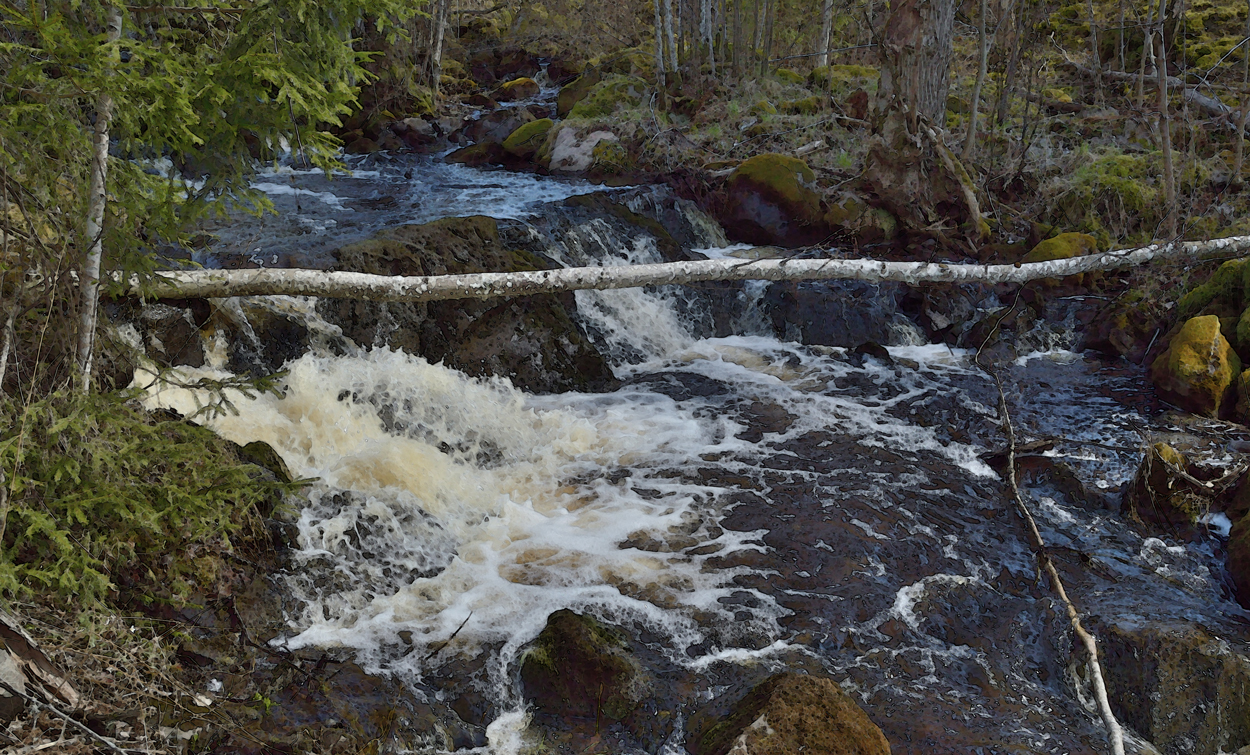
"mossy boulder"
1230,515,1250,606
1021,231,1098,263
519,610,650,723
749,99,778,116
808,64,879,92
687,672,891,755
823,194,897,242
723,153,825,246
502,118,554,159
1086,290,1164,364
542,125,620,173
568,75,648,120
446,142,505,167
556,69,601,117
493,76,540,102
1124,443,1206,528
780,95,823,115
1176,258,1250,321
1149,315,1242,417
772,67,807,85
321,216,616,394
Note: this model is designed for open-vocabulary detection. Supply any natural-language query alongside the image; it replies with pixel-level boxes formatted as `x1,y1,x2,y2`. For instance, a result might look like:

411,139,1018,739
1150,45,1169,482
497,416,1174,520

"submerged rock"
722,153,825,247
320,215,616,394
1150,315,1242,417
686,672,891,755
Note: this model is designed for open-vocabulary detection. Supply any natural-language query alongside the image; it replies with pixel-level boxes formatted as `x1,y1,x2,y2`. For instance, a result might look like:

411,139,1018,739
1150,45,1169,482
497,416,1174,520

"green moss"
590,138,633,174
1021,232,1099,263
568,74,648,120
1150,314,1243,417
730,153,821,222
495,77,540,102
1053,150,1163,243
773,67,806,85
780,95,823,115
1176,258,1249,320
557,70,601,117
749,99,778,116
502,118,554,158
1042,87,1073,103
808,64,878,92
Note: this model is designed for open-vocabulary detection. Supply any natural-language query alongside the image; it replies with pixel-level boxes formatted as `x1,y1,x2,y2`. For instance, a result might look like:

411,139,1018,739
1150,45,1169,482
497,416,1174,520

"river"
140,148,1250,755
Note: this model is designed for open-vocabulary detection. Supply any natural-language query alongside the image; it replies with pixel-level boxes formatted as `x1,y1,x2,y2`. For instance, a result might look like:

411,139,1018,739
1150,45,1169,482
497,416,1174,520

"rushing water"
142,159,1250,755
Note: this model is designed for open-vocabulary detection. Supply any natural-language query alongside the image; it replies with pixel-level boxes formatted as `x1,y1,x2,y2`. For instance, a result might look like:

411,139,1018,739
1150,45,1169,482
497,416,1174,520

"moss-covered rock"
773,67,807,85
749,99,778,116
780,95,823,115
445,142,505,167
1051,151,1162,244
519,610,649,722
1149,315,1242,417
808,64,879,92
556,69,601,117
687,672,891,755
1124,443,1206,527
568,74,648,120
722,153,824,246
543,125,620,173
1021,231,1099,262
502,118,554,159
493,76,540,102
1086,289,1164,364
823,195,897,242
1176,258,1250,321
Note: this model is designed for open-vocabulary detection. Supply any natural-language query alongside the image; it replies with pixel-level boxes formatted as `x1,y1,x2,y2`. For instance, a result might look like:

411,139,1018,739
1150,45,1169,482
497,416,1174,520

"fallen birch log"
126,235,1250,303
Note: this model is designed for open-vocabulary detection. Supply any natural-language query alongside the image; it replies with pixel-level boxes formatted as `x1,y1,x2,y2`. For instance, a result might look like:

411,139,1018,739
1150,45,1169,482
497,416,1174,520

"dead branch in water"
122,235,1250,303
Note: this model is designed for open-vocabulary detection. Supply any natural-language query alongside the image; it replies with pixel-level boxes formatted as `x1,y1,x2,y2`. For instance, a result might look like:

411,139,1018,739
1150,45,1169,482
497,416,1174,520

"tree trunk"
962,0,990,162
1234,2,1250,188
1136,0,1156,108
817,0,834,67
1156,21,1178,237
664,0,679,77
1087,0,1103,103
732,0,742,74
655,0,667,88
760,0,775,76
129,235,1250,302
995,0,1022,127
76,3,122,393
430,0,450,97
864,0,980,236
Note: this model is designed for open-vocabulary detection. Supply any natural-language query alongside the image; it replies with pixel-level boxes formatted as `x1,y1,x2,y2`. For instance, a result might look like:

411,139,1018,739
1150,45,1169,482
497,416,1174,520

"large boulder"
319,216,616,394
1149,315,1242,417
493,76,540,102
567,75,647,120
686,672,891,755
541,125,620,174
722,154,825,247
1020,231,1099,287
520,610,650,724
502,118,554,159
1175,258,1250,322
461,108,533,146
1229,515,1250,607
556,69,602,117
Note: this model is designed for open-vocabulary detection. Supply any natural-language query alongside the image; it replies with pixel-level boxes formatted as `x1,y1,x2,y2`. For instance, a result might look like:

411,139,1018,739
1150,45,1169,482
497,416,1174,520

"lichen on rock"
1149,314,1243,417
502,117,554,158
493,76,540,102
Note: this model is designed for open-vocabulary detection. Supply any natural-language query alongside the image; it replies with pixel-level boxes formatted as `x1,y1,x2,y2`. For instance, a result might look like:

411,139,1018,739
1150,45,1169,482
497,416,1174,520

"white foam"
252,182,353,210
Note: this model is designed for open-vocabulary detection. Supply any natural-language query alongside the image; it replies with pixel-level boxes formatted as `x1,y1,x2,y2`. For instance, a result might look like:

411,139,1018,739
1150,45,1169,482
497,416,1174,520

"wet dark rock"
546,55,584,85
137,301,212,368
1086,291,1165,364
343,136,380,154
237,440,294,484
446,141,505,167
495,48,540,80
686,672,891,755
900,283,993,342
1099,618,1250,755
320,215,616,393
520,609,651,724
224,302,311,377
762,280,915,349
622,371,732,401
557,69,601,117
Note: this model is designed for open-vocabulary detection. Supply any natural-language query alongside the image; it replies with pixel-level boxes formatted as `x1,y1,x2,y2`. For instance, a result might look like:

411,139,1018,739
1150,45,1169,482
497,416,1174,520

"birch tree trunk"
1233,3,1250,187
1087,0,1104,103
664,0,679,77
128,235,1250,302
1136,0,1156,108
429,0,450,98
655,0,667,88
817,0,834,67
76,3,122,393
1156,19,1178,237
962,0,991,162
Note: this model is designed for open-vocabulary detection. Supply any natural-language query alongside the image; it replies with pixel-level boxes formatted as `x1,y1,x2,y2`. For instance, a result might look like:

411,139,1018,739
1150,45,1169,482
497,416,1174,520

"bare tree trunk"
430,0,450,98
1087,0,1103,103
1156,14,1178,237
753,0,764,71
654,0,667,88
760,0,775,76
817,0,834,67
76,3,122,393
732,0,742,74
962,0,991,162
865,0,973,234
704,0,716,77
995,0,1022,127
664,0,679,77
1234,2,1250,188
1117,0,1126,71
1136,0,1156,108
130,235,1250,302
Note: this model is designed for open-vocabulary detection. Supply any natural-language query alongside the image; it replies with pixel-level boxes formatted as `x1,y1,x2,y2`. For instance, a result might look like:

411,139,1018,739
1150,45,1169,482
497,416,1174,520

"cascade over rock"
319,216,616,394
1149,315,1242,417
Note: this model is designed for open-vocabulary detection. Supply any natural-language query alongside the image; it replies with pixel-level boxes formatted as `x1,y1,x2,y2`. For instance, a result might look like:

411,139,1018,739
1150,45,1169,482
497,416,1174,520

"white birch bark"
817,0,834,67
126,235,1250,302
75,3,123,393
